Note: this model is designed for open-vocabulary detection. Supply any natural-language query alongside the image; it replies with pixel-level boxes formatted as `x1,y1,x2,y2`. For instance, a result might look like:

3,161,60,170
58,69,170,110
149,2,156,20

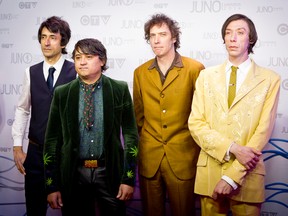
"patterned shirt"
78,77,104,159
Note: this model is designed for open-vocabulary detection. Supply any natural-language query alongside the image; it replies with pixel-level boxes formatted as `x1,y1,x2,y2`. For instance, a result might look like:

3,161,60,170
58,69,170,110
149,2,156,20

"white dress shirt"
225,58,251,94
12,55,66,147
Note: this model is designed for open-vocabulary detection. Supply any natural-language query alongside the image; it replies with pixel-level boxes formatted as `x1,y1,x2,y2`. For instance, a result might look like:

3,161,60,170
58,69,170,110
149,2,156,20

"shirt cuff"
13,143,22,147
224,142,234,161
13,139,23,147
222,175,238,190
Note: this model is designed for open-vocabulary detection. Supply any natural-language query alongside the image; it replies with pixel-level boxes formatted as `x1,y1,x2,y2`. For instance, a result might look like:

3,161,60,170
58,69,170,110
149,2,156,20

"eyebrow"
41,33,57,37
150,31,168,35
74,52,84,56
226,27,247,31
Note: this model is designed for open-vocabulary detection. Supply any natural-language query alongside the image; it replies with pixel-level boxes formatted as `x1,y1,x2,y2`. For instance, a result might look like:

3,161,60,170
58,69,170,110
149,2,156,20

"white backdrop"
0,0,287,215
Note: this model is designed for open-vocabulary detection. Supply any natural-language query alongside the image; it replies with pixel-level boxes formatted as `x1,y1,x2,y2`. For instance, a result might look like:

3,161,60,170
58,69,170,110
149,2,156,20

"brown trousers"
139,155,197,216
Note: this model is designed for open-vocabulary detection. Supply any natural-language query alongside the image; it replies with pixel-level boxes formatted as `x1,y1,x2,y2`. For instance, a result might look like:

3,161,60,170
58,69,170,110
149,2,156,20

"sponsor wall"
0,0,287,215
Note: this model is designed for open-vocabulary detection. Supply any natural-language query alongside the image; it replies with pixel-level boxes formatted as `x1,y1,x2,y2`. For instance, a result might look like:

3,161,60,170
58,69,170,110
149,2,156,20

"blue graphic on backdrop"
0,155,24,192
0,155,25,216
1,138,287,215
263,138,288,209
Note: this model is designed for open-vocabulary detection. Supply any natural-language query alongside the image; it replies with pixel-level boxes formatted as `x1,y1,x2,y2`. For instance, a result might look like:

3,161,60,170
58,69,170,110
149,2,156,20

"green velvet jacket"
43,75,138,202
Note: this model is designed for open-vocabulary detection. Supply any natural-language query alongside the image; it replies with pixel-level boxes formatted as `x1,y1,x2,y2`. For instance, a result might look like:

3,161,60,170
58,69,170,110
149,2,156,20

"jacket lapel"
102,75,114,146
213,64,228,111
231,60,265,107
66,79,80,148
147,69,162,91
162,68,179,90
147,67,180,91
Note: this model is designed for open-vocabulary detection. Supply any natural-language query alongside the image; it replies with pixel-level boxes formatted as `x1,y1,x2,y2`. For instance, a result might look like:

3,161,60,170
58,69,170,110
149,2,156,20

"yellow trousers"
200,195,262,216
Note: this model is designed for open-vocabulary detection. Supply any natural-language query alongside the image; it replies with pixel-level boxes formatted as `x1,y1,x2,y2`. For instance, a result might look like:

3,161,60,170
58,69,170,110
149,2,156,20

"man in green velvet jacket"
43,38,138,216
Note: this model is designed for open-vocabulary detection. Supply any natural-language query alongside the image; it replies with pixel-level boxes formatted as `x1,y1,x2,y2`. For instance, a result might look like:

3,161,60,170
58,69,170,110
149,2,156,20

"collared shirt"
43,57,65,86
78,76,104,160
225,58,252,94
12,55,66,147
148,52,183,84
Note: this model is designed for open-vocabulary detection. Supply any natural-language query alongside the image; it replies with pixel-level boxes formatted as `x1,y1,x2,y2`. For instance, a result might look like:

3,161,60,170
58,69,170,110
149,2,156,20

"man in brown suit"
133,13,205,216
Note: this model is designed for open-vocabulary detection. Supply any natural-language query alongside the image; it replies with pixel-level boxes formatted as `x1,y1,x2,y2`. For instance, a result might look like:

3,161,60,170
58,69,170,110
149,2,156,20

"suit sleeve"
224,73,280,184
188,71,232,163
44,87,63,194
121,83,139,186
133,68,144,135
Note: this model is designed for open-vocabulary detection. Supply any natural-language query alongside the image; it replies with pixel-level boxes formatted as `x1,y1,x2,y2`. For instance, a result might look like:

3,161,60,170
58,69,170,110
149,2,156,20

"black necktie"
47,67,56,92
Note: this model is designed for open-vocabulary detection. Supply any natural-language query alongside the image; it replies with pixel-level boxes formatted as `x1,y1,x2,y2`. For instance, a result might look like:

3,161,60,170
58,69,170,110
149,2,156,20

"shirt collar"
79,75,102,89
44,55,65,73
148,52,183,70
225,57,251,74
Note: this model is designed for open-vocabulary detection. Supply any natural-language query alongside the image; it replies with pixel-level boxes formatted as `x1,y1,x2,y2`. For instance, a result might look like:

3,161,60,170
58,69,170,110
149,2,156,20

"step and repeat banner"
0,0,287,215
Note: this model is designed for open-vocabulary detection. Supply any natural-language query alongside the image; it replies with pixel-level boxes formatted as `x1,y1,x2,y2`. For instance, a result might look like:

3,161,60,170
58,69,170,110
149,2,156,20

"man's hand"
230,143,261,170
116,184,134,201
13,146,26,175
212,179,233,200
47,192,63,209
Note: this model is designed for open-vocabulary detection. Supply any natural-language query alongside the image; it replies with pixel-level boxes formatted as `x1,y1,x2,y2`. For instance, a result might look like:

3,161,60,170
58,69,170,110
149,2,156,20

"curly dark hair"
144,13,181,50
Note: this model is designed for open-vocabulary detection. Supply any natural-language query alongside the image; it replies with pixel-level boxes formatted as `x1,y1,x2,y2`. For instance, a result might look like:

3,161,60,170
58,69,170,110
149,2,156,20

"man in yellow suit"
133,13,204,216
188,14,280,216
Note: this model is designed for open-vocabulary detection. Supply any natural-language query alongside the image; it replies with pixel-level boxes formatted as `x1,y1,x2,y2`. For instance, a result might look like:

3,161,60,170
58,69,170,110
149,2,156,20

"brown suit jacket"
133,55,204,180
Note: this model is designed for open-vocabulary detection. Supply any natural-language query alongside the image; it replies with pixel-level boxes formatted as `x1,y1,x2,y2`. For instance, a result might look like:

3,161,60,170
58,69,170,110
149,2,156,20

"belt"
29,139,41,147
79,159,105,168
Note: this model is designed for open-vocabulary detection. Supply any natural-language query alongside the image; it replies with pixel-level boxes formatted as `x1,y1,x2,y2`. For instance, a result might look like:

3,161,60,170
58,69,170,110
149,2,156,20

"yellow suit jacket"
133,56,204,180
188,59,280,202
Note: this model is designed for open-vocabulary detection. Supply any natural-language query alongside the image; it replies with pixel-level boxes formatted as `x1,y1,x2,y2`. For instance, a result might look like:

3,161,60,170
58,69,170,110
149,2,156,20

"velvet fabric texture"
44,75,138,206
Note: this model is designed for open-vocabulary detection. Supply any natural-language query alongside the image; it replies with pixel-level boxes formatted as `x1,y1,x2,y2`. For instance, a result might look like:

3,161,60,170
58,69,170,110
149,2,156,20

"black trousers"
24,143,47,216
61,166,126,216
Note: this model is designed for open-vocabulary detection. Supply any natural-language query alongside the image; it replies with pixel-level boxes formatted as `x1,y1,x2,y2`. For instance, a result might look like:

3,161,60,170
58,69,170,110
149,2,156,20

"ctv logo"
19,2,37,9
80,15,110,26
